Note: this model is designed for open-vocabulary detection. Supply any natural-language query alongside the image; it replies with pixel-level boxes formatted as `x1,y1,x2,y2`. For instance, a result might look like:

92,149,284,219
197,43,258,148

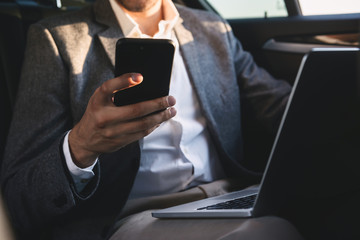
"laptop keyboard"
197,194,257,210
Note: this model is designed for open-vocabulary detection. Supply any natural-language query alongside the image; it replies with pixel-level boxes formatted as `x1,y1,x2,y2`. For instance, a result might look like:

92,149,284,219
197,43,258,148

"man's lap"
109,179,304,240
109,210,303,240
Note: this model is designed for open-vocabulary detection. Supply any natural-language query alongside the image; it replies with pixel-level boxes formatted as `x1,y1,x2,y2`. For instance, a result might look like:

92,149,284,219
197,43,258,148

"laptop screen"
253,48,360,217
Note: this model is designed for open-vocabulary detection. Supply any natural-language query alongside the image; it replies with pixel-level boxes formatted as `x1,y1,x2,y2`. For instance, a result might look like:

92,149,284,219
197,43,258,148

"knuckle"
138,117,153,130
102,128,114,139
142,128,153,137
159,97,168,110
161,108,171,120
98,83,110,95
94,114,107,129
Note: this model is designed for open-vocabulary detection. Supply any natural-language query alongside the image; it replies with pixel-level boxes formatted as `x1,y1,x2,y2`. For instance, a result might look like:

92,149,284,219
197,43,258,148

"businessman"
1,0,300,239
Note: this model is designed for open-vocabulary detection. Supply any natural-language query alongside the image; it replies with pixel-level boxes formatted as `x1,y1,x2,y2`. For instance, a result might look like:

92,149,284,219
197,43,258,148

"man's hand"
68,73,176,168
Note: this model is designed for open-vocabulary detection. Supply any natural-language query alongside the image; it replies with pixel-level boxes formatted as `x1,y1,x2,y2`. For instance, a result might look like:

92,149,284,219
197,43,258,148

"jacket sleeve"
1,23,99,233
225,23,291,133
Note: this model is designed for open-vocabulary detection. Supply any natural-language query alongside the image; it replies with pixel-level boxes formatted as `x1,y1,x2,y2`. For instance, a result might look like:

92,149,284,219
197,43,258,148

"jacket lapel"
174,17,212,118
174,16,222,139
93,0,124,67
174,9,243,162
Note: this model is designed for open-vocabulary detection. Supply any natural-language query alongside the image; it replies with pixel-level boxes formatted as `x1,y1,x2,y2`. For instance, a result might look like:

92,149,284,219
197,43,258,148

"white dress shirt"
64,0,225,197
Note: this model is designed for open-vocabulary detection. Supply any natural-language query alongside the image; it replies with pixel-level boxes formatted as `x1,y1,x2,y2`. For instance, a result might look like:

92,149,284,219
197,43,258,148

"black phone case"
113,38,175,106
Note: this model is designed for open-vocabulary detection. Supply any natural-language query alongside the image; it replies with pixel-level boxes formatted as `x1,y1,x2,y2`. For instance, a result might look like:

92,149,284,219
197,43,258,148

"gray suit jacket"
1,0,291,239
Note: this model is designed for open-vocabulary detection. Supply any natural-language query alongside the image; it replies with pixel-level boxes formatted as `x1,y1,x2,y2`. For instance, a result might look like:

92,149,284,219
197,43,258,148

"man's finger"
112,73,143,93
96,95,176,128
96,73,143,104
103,106,177,137
114,95,176,121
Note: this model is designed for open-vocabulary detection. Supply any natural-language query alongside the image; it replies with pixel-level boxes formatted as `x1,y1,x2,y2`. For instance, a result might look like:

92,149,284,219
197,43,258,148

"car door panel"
229,14,360,84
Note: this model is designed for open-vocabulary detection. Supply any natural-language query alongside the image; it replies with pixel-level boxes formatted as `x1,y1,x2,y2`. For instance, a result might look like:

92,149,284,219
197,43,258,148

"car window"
205,0,288,19
298,0,360,16
16,0,94,8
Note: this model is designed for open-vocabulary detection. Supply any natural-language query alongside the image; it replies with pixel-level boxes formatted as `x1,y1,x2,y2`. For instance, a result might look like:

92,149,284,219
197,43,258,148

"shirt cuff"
63,130,98,192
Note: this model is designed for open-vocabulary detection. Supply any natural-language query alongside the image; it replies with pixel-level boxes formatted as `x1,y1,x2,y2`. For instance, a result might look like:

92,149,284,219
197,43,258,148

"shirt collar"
109,0,179,38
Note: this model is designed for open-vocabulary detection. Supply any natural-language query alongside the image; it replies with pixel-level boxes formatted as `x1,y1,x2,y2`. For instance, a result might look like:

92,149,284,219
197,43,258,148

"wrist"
68,129,98,168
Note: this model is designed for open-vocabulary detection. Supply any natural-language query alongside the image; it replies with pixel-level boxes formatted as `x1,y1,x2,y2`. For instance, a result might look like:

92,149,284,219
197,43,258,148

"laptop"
152,47,360,219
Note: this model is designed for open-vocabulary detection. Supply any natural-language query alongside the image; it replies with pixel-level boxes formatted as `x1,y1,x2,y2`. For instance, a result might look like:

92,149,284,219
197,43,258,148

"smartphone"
113,38,175,107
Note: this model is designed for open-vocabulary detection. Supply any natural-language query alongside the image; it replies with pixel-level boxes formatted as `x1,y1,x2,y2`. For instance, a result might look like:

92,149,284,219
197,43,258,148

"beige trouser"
109,179,304,240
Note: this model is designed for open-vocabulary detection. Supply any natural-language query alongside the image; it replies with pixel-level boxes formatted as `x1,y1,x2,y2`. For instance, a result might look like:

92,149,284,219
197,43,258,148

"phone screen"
113,38,175,106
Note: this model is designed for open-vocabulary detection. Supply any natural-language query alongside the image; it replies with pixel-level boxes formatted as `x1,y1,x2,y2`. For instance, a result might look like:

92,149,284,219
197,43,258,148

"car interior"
0,0,359,238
